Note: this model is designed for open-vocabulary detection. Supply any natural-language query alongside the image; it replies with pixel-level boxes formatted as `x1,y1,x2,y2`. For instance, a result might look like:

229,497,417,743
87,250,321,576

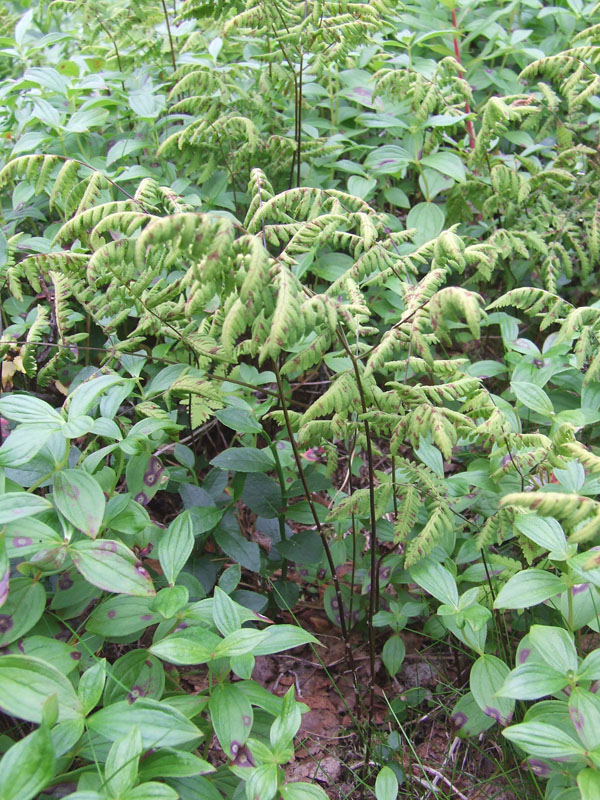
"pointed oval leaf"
53,470,106,538
157,510,194,586
375,766,399,800
209,682,253,758
470,654,514,726
0,492,52,524
0,724,56,800
87,698,203,748
502,721,584,760
0,655,82,722
493,569,565,609
70,539,155,597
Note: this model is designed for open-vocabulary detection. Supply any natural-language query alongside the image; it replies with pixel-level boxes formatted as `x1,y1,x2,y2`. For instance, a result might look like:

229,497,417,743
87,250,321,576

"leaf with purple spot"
470,654,514,726
209,682,253,758
86,596,160,637
69,539,155,597
53,469,106,539
103,649,165,706
0,577,46,647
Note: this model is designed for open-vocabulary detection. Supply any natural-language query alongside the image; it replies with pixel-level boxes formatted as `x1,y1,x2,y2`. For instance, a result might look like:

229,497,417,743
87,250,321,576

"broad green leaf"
280,784,329,800
0,577,46,647
251,625,319,655
67,374,124,419
209,683,253,757
213,629,270,658
569,689,600,750
511,381,554,417
150,630,223,665
0,394,63,425
493,568,565,609
0,724,55,800
210,447,274,472
405,202,445,246
502,721,585,759
87,698,202,748
420,152,466,182
529,625,577,674
157,510,194,586
0,492,52,524
120,782,178,799
215,407,262,433
496,662,568,700
410,559,458,607
213,585,241,636
105,726,142,798
53,470,106,538
364,145,410,175
0,425,57,467
103,650,165,706
70,539,155,597
0,655,82,722
78,660,106,716
470,654,514,726
138,749,214,780
513,515,568,559
347,175,377,199
382,635,405,677
375,766,399,800
64,107,110,132
270,686,302,749
86,596,160,636
578,768,600,800
246,764,279,800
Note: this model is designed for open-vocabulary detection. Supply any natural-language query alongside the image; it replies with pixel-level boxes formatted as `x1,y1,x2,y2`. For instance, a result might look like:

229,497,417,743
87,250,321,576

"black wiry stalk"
273,361,356,673
337,331,379,762
160,0,177,71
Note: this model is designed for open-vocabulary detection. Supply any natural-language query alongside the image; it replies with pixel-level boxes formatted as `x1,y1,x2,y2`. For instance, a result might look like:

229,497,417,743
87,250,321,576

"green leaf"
53,470,106,539
511,381,554,417
87,698,203,748
502,721,585,759
0,492,52,524
0,655,82,723
569,689,600,750
270,686,302,749
209,683,253,757
0,723,55,800
280,784,329,800
64,107,110,132
0,394,63,425
0,577,46,647
157,510,195,586
410,559,458,607
578,768,600,800
375,766,399,800
77,660,106,716
493,569,566,609
121,783,178,800
246,764,279,800
86,596,160,637
470,654,514,726
382,635,405,677
251,625,319,656
215,407,262,433
420,152,466,182
150,630,223,665
529,625,577,674
364,145,410,175
210,447,274,472
138,749,215,781
105,725,142,798
347,175,377,199
513,515,568,559
70,539,155,597
213,585,241,636
103,650,165,706
496,662,568,700
405,202,445,246
213,629,269,658
67,374,124,419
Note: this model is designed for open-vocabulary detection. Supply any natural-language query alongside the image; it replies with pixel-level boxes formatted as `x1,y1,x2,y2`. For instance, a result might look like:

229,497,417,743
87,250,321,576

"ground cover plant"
3,0,600,798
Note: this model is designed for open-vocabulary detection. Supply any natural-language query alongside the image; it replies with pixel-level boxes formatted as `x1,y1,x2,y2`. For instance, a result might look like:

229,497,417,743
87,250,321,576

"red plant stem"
451,8,476,151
